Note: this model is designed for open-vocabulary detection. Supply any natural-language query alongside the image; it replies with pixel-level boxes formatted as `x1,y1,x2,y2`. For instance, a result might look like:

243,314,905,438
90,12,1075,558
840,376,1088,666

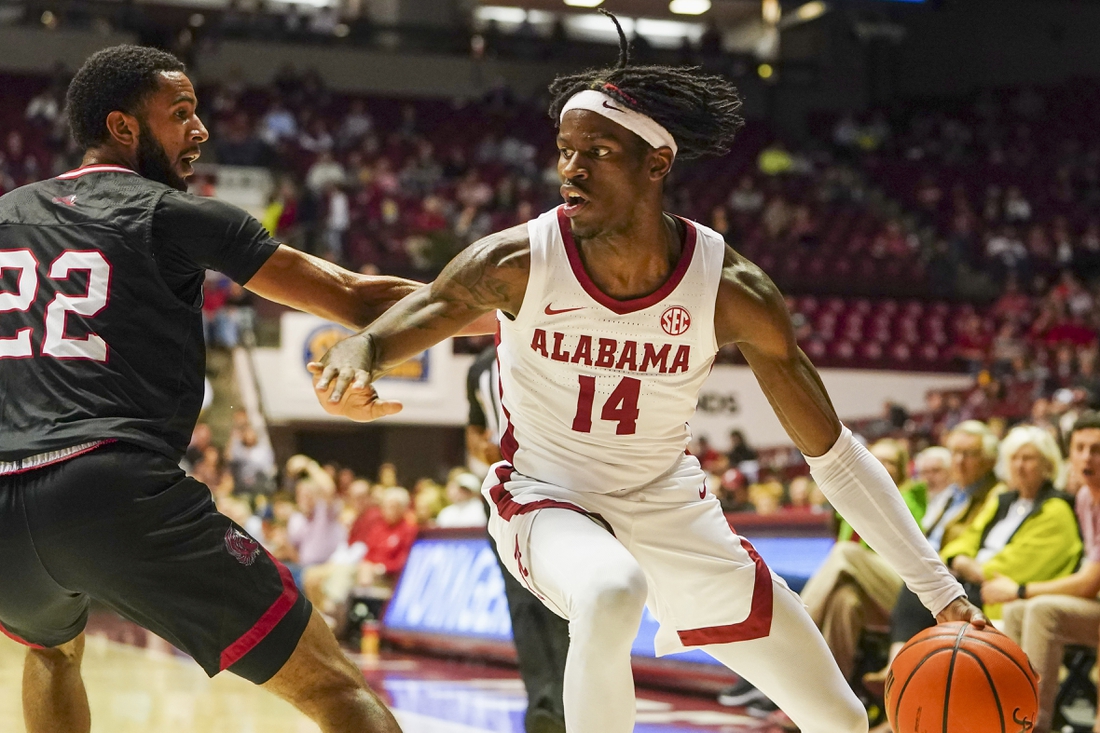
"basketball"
885,622,1038,733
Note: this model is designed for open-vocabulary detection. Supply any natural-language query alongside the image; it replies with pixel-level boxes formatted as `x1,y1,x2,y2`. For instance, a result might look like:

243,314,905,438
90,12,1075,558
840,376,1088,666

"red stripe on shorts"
0,621,44,649
219,552,299,670
487,464,588,520
676,537,774,646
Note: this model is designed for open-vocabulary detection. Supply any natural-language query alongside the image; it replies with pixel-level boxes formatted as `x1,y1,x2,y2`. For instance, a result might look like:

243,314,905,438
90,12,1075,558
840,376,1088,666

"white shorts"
482,454,785,657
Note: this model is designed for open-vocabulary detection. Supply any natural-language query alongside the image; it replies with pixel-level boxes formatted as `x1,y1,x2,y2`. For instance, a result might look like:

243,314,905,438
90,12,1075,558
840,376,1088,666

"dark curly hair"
548,10,744,161
66,45,186,149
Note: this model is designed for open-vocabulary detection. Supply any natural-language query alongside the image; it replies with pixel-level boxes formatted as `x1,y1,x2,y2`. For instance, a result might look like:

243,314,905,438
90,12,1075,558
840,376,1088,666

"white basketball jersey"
496,207,726,493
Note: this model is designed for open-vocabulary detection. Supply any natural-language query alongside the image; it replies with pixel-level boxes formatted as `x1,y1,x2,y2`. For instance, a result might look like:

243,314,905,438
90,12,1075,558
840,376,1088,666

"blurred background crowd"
4,0,1100,727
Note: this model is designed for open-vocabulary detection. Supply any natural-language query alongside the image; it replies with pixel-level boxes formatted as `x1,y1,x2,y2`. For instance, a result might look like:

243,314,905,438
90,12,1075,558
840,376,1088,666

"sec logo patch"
661,306,691,336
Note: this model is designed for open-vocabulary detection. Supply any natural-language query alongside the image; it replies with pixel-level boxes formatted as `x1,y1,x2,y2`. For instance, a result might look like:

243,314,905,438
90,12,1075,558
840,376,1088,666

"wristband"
1017,583,1028,599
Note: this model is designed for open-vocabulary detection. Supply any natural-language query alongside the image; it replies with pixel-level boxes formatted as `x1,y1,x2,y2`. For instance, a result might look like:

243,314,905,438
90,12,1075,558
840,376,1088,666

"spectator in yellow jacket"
940,425,1081,619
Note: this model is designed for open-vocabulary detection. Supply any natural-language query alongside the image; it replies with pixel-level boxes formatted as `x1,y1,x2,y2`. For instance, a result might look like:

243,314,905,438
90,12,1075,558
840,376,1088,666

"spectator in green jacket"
990,412,1100,733
888,425,1081,650
940,425,1081,618
867,426,1081,732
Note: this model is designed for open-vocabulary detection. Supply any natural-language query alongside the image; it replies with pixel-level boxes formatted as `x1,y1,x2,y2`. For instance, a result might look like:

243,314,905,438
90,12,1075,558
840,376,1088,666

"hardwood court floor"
0,626,778,733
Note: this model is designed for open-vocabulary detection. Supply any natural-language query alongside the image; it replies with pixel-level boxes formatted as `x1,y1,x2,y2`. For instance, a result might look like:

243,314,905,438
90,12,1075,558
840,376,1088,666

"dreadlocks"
547,10,744,161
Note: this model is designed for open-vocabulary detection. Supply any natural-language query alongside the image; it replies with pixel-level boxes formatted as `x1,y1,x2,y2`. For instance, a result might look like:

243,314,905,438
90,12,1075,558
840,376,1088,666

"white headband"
560,89,678,158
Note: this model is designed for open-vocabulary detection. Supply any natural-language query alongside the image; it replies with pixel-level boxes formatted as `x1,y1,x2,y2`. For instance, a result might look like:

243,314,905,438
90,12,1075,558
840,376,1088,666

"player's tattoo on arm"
714,246,841,457
421,229,531,323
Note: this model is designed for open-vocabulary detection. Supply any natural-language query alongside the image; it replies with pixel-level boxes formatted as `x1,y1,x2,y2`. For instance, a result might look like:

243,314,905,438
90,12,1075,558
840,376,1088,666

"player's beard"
136,120,188,192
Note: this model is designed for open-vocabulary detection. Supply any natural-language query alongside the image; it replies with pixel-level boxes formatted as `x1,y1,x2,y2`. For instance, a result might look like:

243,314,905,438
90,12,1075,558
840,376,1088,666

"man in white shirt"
435,472,488,527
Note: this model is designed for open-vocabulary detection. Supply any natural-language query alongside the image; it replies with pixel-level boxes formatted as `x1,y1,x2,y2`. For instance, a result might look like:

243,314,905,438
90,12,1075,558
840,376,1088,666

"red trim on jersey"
56,165,137,180
494,325,519,463
676,537,774,646
0,440,115,477
218,552,298,670
0,621,44,649
557,207,698,315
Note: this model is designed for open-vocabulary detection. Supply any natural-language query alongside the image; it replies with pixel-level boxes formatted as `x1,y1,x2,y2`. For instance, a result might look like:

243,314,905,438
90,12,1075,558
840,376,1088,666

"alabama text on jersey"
495,207,726,493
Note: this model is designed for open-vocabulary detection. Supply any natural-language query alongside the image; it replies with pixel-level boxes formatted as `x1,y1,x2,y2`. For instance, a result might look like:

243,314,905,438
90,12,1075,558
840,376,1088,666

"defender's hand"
308,362,402,422
936,596,987,630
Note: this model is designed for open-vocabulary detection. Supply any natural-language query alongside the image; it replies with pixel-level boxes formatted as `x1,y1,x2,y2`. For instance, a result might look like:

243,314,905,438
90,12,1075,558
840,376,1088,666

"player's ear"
648,147,674,182
104,110,140,149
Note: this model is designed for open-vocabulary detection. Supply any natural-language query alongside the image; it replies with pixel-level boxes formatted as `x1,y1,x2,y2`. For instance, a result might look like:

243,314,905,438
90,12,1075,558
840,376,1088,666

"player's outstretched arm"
311,226,530,421
245,244,498,335
714,246,985,628
245,245,421,330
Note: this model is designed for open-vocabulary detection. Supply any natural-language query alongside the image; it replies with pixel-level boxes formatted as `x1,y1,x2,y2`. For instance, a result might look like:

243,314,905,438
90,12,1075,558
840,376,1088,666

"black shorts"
0,442,311,684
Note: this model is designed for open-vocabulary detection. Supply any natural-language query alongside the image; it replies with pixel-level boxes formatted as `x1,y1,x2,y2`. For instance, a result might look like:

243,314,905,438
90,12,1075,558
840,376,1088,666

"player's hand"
980,574,1022,605
936,596,987,630
308,362,403,422
313,333,376,400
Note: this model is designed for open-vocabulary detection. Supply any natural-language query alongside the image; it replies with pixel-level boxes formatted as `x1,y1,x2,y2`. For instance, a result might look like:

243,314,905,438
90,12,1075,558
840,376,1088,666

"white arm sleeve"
804,427,965,615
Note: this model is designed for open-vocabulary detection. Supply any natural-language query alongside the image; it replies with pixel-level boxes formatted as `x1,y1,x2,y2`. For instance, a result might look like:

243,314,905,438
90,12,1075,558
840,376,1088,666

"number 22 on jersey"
0,249,111,361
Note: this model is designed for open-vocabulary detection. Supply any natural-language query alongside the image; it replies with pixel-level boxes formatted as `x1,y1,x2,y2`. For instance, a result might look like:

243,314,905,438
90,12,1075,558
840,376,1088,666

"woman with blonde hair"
938,427,1079,611
868,425,1081,732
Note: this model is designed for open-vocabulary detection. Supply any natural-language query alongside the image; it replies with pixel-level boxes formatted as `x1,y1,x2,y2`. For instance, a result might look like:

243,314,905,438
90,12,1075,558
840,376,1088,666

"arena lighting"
762,0,781,25
795,1,827,21
564,0,606,8
564,14,704,47
475,5,528,23
669,0,711,16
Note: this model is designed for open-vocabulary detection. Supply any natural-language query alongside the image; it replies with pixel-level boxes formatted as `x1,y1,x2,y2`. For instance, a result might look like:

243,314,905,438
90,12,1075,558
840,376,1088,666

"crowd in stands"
7,66,1100,381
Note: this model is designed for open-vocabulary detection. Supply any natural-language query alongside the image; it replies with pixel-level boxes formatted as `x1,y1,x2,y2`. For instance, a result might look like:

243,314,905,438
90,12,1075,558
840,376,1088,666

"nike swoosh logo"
545,305,584,316
602,101,623,113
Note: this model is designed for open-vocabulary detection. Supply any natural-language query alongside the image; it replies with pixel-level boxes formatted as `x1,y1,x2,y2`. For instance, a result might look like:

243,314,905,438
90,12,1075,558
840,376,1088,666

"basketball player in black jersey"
0,46,415,733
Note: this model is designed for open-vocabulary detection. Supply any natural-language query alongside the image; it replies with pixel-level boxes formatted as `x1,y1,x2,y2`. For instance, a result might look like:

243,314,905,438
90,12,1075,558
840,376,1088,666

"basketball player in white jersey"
311,15,985,732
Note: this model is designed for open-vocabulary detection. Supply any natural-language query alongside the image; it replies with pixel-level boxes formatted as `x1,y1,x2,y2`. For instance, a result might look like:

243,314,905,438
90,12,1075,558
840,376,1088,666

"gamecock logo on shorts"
225,528,261,566
661,306,692,336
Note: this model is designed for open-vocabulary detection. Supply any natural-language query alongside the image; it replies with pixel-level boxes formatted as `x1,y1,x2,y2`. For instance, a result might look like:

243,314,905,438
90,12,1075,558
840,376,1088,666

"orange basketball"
884,621,1038,733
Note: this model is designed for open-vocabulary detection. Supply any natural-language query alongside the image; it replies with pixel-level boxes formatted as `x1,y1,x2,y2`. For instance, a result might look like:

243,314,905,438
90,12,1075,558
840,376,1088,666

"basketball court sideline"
0,629,780,733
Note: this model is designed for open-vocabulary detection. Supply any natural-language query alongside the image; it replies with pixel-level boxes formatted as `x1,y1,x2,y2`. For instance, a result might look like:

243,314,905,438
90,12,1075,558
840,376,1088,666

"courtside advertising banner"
384,535,837,665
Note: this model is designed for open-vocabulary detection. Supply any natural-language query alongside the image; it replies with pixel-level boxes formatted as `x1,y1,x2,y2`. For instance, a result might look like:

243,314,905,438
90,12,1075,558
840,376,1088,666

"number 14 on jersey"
572,375,641,436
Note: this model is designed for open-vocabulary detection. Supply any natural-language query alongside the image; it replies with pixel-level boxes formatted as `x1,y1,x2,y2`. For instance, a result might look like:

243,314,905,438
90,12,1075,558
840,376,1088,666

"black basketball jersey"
0,165,278,462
